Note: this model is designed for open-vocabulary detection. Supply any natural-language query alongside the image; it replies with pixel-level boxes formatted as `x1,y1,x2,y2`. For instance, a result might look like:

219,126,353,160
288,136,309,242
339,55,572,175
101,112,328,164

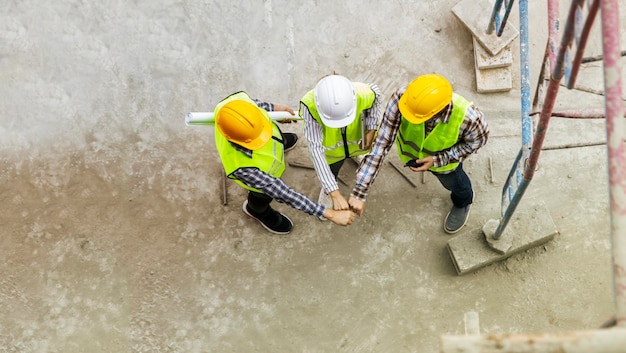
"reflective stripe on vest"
214,91,286,193
395,93,471,172
300,82,375,164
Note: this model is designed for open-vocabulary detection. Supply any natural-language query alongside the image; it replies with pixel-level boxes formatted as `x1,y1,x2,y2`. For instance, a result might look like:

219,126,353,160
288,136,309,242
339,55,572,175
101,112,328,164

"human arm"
233,167,354,225
328,190,350,211
272,103,296,123
253,99,296,122
348,86,405,215
323,207,355,225
233,167,323,217
406,155,434,172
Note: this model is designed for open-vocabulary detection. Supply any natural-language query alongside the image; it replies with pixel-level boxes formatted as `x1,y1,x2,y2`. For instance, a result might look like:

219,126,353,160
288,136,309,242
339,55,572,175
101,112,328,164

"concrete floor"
1,1,624,352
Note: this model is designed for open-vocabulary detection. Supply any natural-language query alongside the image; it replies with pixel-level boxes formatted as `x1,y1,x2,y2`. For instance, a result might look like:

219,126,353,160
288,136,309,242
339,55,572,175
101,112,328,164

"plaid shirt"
229,99,326,218
350,85,490,201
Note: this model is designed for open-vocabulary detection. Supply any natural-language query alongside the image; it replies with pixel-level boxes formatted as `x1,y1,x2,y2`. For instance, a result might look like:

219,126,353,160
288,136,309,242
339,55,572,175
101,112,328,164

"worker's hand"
348,196,366,216
324,209,355,226
273,104,295,114
329,190,350,210
408,155,434,172
362,129,377,150
273,104,296,123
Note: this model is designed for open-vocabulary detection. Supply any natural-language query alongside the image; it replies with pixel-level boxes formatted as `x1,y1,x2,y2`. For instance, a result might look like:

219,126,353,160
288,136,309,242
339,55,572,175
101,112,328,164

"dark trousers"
432,162,474,208
329,159,345,179
247,191,273,215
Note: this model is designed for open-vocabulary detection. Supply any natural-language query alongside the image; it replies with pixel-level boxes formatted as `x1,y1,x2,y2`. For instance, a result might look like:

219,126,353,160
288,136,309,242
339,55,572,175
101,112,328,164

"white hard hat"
313,75,357,128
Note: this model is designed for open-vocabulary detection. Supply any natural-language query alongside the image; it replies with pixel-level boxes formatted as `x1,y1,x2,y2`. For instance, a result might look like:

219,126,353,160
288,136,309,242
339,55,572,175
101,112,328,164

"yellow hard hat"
216,100,273,150
399,74,453,124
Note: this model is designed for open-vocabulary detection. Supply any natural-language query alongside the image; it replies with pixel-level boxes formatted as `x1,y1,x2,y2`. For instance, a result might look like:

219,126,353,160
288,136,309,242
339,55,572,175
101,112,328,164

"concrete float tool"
446,201,559,275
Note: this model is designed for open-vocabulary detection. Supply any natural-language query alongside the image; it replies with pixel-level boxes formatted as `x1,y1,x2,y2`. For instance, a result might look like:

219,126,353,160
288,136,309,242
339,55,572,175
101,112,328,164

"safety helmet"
399,74,453,124
314,75,357,128
215,100,273,150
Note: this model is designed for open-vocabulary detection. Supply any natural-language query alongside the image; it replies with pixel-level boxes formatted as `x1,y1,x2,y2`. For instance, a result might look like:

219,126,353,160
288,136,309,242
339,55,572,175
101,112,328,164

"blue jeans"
431,163,473,208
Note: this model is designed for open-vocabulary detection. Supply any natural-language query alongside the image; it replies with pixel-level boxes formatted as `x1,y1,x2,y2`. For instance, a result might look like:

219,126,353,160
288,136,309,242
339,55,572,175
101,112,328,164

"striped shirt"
301,83,383,194
350,85,490,201
230,99,326,218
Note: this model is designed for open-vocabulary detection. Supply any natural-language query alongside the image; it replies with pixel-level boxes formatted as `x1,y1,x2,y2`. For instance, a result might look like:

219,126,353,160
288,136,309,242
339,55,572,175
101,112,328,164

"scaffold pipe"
601,0,626,327
441,328,626,353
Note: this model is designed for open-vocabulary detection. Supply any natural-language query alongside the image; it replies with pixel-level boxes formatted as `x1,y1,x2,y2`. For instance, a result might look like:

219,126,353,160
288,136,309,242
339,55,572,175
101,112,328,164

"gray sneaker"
444,204,471,234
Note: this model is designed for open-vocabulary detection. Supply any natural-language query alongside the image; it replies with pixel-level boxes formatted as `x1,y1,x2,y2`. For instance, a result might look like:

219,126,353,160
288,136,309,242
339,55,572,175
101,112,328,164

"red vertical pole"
524,0,584,180
600,0,626,327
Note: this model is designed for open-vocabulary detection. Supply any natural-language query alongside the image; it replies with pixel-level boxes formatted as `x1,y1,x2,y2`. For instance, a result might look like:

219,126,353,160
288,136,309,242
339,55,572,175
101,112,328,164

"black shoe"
283,133,298,152
444,204,471,234
242,201,293,235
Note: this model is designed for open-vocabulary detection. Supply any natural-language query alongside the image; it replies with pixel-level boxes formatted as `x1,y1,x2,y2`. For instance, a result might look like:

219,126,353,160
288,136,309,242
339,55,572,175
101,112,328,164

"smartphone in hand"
404,159,424,168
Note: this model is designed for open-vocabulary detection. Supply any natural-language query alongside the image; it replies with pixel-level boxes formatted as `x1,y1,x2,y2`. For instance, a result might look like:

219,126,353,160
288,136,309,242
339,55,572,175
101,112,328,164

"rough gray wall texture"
1,1,623,352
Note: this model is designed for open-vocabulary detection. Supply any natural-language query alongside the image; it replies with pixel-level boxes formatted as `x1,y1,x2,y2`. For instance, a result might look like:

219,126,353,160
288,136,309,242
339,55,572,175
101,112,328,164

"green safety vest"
395,93,471,173
300,82,376,164
214,92,286,193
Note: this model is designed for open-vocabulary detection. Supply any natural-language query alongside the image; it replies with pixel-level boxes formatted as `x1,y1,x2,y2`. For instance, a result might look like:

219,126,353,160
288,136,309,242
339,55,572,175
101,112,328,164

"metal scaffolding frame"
441,0,625,350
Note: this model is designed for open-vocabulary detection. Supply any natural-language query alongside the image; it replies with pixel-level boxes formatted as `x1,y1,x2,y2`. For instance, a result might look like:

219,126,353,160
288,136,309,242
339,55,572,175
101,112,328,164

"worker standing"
299,74,382,214
214,91,355,235
348,74,489,234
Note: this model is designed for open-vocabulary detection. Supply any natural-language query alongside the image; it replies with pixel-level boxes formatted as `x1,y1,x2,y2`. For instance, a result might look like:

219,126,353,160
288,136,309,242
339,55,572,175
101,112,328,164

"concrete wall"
1,1,623,352
2,1,521,150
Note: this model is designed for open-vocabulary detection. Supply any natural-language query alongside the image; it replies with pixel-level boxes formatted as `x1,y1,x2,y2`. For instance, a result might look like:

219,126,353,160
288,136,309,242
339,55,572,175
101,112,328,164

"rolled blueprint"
185,111,300,126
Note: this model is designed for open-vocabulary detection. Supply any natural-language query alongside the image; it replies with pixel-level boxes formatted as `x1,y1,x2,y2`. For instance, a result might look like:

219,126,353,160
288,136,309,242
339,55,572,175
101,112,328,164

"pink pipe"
547,0,559,71
601,0,626,327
